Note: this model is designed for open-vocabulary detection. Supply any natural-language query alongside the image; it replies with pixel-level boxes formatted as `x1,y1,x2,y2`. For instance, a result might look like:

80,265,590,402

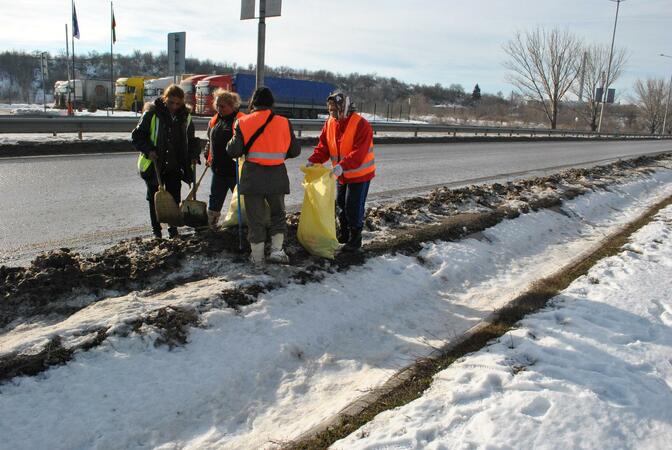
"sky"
2,0,672,97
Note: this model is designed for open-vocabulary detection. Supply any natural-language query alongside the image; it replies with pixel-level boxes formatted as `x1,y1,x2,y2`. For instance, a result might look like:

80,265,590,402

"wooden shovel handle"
187,165,209,200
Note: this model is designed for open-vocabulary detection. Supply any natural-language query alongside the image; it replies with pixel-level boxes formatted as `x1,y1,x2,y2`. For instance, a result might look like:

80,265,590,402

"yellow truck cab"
115,76,154,111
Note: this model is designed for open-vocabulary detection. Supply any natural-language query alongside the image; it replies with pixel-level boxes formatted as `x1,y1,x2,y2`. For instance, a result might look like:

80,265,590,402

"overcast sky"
3,0,672,97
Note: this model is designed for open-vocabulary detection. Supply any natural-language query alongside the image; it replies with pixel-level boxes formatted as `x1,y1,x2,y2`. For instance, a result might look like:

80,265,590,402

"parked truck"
143,77,175,105
115,76,154,111
53,79,114,110
179,74,209,109
194,73,335,118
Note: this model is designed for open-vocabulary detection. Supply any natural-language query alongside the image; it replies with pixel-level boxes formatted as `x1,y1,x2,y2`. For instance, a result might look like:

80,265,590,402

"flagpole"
65,23,71,109
110,1,114,114
71,0,76,110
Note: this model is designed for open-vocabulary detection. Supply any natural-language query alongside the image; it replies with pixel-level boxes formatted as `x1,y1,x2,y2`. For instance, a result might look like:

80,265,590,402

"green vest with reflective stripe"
137,112,192,173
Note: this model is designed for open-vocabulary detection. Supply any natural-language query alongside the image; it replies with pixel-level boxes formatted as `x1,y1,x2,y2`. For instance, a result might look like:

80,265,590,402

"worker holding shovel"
226,87,301,266
132,84,201,239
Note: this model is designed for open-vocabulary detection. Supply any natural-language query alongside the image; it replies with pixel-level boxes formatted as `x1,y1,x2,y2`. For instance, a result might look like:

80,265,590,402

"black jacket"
206,111,238,178
131,98,201,183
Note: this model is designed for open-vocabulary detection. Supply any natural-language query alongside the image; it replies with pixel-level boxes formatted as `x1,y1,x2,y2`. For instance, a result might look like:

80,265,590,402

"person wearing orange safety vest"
307,91,375,252
204,88,245,229
226,87,301,265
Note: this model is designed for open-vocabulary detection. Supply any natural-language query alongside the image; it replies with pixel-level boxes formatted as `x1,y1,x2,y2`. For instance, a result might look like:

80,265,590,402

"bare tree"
503,27,583,129
632,78,669,134
572,44,628,131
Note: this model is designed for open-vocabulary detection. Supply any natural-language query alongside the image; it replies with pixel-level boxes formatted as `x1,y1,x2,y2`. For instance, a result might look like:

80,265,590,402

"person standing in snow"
306,91,376,252
204,89,244,230
226,87,301,265
132,84,201,239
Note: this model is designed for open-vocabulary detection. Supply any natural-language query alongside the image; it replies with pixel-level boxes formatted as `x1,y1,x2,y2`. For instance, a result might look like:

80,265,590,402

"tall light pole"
661,53,672,135
597,0,625,133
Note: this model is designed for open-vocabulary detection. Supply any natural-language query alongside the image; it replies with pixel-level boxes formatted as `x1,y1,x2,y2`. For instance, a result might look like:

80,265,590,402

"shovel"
180,164,209,228
153,158,183,227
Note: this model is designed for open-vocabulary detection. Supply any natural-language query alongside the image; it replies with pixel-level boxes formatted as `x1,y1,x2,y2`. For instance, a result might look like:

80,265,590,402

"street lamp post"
661,54,672,135
597,0,625,133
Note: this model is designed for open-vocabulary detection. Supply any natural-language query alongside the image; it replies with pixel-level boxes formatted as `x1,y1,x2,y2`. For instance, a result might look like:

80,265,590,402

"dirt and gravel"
1,152,671,383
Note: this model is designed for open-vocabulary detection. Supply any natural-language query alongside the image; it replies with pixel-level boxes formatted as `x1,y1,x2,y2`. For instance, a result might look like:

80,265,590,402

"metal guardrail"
0,115,671,140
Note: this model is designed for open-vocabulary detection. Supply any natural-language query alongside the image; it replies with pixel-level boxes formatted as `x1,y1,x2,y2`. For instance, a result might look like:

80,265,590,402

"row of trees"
0,50,477,108
1,44,669,134
503,27,670,134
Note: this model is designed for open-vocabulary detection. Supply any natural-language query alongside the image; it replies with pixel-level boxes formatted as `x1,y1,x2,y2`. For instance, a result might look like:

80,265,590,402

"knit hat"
249,86,274,110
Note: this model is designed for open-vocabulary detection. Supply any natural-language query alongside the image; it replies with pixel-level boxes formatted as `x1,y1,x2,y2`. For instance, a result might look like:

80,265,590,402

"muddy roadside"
1,153,671,384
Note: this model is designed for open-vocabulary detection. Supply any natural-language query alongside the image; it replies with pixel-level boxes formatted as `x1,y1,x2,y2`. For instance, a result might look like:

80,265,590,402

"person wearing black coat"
131,84,201,239
204,89,243,229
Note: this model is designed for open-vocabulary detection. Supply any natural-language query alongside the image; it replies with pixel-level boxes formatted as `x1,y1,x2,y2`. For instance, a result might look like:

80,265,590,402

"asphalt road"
1,140,670,266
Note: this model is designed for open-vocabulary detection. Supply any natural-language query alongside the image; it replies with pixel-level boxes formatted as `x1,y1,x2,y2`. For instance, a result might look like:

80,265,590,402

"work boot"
168,227,179,239
249,242,266,266
336,224,350,244
153,228,163,240
207,209,221,231
342,227,362,252
267,234,289,264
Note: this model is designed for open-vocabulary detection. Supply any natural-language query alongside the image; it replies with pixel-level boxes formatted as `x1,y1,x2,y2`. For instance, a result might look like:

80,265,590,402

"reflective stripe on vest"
326,113,375,179
237,110,291,166
137,112,193,173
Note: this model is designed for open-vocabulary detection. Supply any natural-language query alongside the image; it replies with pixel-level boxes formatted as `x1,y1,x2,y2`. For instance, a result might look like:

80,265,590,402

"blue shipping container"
232,73,335,105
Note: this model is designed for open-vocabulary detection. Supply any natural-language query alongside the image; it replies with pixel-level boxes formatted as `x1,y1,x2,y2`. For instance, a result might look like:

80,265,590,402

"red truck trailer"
195,75,233,116
179,74,209,110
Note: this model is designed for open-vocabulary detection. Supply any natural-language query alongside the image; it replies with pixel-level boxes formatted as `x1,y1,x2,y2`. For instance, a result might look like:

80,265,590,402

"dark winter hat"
249,86,275,109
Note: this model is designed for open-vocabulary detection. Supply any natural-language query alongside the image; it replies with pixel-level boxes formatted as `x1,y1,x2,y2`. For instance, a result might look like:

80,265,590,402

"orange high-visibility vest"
237,110,291,166
207,111,244,165
326,113,375,180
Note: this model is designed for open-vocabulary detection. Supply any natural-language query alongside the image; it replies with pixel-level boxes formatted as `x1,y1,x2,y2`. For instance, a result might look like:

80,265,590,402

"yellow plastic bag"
298,165,339,259
221,159,270,228
221,184,248,227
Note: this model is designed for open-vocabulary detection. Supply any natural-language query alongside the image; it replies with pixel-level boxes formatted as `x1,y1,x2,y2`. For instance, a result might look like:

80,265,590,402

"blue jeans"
336,180,370,230
208,172,237,212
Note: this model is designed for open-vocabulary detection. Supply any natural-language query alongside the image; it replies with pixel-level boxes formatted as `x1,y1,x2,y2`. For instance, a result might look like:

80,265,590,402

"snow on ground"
333,206,672,450
0,103,141,117
0,169,671,449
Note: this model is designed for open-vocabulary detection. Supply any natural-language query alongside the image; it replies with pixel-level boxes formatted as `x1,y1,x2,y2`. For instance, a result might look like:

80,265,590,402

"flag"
72,2,80,39
111,5,116,43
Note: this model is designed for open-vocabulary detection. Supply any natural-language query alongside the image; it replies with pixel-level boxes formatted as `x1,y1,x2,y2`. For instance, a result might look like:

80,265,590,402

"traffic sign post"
241,0,282,89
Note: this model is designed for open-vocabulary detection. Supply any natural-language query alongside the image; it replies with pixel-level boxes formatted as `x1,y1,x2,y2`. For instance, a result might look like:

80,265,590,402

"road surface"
1,140,669,265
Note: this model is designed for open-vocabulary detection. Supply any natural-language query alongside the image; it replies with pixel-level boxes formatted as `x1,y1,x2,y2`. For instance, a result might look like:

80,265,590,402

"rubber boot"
168,227,179,239
337,223,350,244
268,234,289,264
249,242,265,266
342,227,362,252
207,209,221,231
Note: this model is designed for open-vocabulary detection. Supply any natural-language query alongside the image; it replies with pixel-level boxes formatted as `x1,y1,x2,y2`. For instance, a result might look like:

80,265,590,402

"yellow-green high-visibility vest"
137,113,192,173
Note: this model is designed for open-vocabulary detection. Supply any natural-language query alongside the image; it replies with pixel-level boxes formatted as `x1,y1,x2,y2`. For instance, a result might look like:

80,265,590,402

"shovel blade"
180,199,208,227
155,190,183,226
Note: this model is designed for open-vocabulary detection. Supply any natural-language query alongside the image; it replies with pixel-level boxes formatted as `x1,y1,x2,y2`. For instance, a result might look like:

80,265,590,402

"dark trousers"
145,170,182,234
336,180,370,230
244,194,286,244
208,172,237,212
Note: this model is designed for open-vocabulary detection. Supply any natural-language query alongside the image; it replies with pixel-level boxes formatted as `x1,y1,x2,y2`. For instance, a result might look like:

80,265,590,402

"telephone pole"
597,0,625,133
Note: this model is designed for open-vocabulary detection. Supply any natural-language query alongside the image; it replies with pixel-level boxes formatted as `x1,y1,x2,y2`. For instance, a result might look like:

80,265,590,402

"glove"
331,165,343,177
305,161,315,167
